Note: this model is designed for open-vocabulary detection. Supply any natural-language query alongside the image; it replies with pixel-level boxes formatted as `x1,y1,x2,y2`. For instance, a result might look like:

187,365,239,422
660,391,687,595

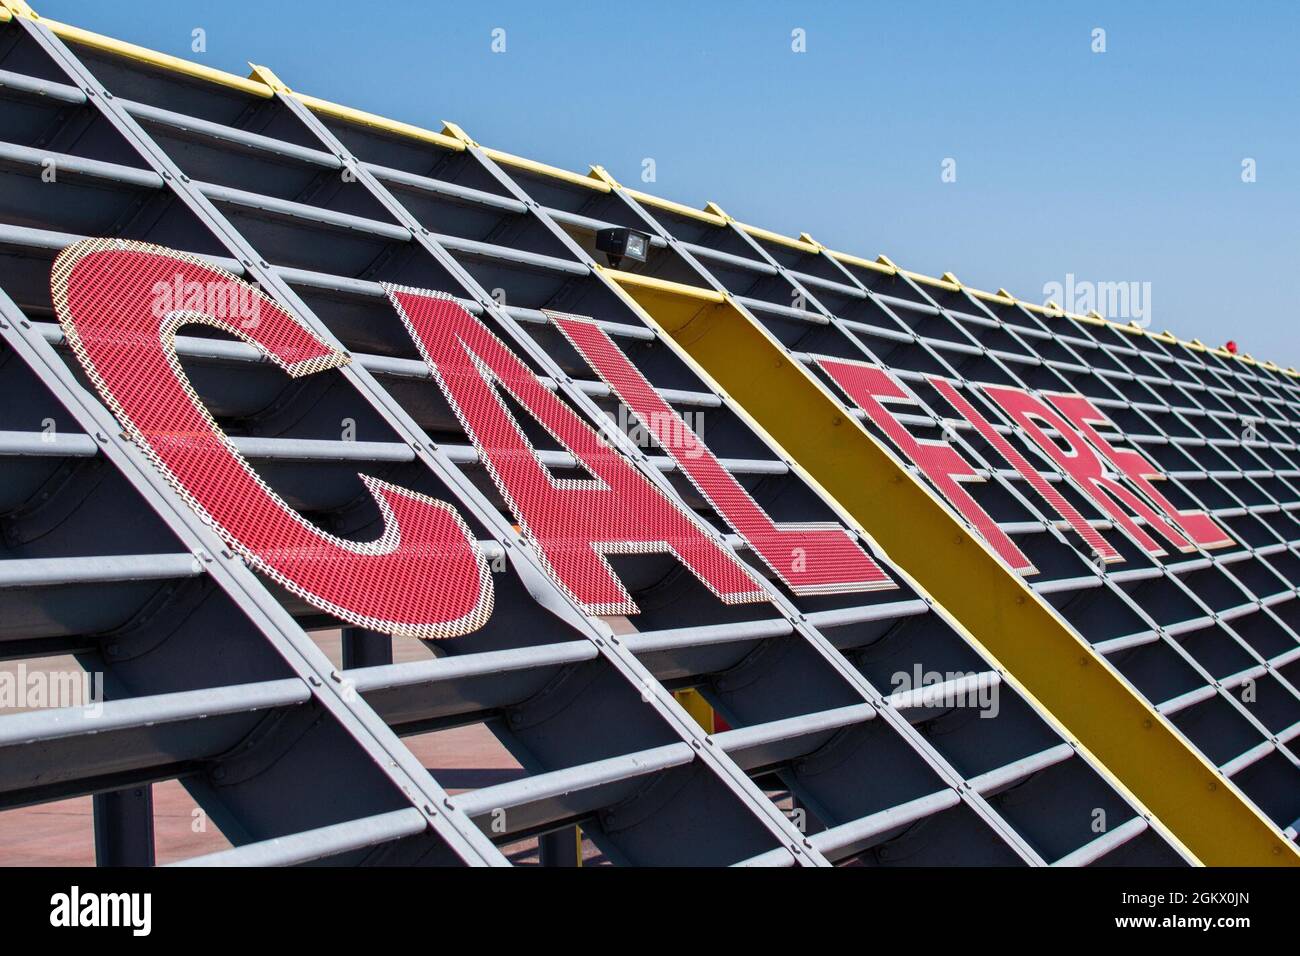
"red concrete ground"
0,632,605,866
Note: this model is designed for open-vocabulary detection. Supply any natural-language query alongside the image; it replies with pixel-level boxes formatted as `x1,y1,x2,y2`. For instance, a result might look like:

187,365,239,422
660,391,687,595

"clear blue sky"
42,0,1300,365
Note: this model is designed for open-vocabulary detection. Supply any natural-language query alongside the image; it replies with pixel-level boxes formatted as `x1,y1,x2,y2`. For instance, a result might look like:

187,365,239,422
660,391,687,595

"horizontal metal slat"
680,241,778,276
808,789,961,861
967,743,1076,796
0,429,97,457
120,98,341,169
1051,816,1148,866
0,140,163,190
197,180,412,242
366,161,527,214
433,233,589,277
450,741,695,838
712,703,876,771
170,806,428,867
0,68,85,105
0,223,243,272
0,678,310,802
273,263,654,340
735,295,828,325
352,641,598,729
0,553,201,588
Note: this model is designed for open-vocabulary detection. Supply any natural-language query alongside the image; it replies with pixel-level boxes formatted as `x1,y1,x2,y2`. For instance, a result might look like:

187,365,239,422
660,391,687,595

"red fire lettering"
980,385,1199,557
816,357,1036,573
929,377,1122,563
1049,393,1232,550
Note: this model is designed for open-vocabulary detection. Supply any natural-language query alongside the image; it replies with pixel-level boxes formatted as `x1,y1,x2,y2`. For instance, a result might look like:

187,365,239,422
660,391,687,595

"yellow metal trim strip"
624,188,727,226
438,120,477,148
295,93,464,151
1022,300,1063,319
905,269,961,294
604,271,1298,867
825,248,896,275
600,266,725,304
970,287,1017,306
738,221,821,255
483,147,609,192
13,9,274,98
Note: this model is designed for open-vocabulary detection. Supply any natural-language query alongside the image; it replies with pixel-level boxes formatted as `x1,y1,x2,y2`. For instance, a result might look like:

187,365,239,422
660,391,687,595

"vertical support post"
538,826,582,867
341,627,393,669
93,785,155,867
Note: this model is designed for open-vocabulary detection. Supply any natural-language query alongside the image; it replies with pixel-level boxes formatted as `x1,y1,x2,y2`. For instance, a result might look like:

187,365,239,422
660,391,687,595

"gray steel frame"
0,11,1204,865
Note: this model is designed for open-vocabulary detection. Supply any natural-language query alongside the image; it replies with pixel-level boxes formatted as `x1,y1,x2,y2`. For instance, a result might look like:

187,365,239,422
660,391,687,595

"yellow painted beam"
600,266,725,303
603,270,1299,867
825,247,897,276
299,97,463,151
970,287,1018,306
673,689,716,734
737,221,821,255
624,188,727,227
482,147,609,192
0,1,273,98
904,269,962,294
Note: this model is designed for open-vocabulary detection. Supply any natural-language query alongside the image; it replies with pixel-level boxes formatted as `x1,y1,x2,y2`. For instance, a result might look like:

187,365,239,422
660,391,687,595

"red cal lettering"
384,287,767,615
552,312,893,595
51,239,493,638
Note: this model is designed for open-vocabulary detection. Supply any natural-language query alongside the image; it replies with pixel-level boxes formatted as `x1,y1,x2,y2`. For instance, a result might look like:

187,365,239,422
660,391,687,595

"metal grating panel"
0,3,1274,866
